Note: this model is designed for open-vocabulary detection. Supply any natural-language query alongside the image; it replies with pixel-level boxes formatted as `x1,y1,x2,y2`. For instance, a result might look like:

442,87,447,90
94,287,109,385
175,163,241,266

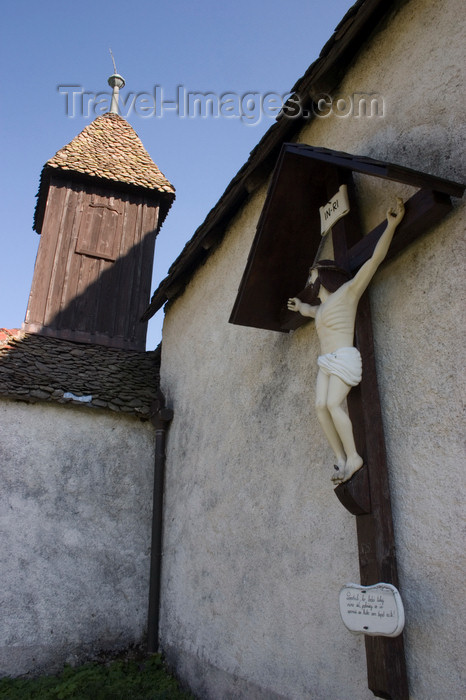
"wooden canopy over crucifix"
230,143,464,332
229,144,464,700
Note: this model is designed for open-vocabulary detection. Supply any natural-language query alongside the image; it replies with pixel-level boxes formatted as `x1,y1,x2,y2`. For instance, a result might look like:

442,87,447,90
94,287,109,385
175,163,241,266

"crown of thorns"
310,259,352,292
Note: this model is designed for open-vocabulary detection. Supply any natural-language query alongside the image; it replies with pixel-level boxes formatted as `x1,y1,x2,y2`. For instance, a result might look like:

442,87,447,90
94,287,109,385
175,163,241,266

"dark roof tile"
0,329,160,419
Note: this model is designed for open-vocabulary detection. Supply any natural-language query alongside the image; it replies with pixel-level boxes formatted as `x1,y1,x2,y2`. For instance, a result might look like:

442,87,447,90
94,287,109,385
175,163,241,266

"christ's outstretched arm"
347,197,404,301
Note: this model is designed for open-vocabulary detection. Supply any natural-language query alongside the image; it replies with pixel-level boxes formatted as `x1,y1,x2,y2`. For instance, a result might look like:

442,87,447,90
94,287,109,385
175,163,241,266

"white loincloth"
317,346,362,387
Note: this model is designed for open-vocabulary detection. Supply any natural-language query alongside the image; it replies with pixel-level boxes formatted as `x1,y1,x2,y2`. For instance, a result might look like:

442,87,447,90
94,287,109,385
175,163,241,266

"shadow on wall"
23,219,155,350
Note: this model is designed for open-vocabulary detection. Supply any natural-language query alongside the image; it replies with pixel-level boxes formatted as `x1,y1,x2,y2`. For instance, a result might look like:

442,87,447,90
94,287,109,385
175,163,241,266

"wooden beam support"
329,188,409,699
337,293,409,700
348,188,453,272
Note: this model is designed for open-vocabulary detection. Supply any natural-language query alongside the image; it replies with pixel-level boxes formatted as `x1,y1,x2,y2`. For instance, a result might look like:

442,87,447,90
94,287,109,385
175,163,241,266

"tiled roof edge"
0,330,161,420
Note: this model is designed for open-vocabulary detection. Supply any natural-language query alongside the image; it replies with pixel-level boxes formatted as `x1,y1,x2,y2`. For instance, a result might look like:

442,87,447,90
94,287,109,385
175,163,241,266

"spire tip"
107,50,125,114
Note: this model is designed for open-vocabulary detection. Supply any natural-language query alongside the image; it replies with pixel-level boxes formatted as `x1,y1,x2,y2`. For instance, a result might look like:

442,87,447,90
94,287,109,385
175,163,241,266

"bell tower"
23,74,175,351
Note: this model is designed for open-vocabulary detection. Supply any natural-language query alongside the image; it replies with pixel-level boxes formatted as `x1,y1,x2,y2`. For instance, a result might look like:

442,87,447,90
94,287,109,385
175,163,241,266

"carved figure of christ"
287,197,405,484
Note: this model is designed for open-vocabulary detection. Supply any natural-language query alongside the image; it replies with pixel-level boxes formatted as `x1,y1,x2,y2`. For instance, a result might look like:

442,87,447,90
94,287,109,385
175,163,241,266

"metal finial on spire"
108,49,125,114
109,48,117,74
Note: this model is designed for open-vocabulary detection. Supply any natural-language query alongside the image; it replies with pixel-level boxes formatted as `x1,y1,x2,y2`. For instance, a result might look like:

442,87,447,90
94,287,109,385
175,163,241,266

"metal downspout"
147,389,173,654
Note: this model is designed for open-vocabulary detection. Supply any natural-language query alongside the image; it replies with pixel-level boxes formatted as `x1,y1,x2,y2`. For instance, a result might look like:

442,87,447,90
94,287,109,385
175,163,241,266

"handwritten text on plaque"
339,582,405,637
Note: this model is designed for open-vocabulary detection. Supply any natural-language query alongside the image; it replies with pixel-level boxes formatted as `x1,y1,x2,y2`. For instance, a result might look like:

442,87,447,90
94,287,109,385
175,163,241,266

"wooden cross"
230,144,464,700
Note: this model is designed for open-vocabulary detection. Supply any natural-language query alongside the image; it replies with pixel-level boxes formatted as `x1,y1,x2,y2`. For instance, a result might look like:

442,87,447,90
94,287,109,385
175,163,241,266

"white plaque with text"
339,582,405,637
319,184,350,235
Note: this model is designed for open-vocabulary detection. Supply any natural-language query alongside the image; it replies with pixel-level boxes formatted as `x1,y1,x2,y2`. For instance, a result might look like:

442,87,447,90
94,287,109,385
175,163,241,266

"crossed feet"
331,454,364,485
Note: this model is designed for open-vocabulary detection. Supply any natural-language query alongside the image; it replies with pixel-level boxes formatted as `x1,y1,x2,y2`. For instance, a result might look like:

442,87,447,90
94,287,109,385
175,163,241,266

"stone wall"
158,0,465,697
0,400,155,677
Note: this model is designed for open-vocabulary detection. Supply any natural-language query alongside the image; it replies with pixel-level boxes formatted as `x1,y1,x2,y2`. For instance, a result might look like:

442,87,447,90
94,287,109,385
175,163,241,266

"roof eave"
33,166,175,235
142,0,405,320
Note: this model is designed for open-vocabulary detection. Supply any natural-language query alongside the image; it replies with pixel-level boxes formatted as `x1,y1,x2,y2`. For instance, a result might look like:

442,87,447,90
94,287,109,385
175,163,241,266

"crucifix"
229,144,465,700
287,196,404,485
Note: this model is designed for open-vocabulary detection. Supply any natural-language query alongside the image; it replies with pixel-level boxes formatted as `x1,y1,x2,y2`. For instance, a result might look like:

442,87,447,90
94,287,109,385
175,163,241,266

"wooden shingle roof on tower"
34,112,175,234
46,113,174,193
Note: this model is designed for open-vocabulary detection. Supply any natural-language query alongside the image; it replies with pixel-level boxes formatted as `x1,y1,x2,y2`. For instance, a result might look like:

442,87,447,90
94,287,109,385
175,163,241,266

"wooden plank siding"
24,177,160,351
24,182,72,329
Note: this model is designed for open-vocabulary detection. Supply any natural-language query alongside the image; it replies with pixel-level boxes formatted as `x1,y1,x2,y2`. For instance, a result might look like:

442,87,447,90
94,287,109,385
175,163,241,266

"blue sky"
0,0,354,349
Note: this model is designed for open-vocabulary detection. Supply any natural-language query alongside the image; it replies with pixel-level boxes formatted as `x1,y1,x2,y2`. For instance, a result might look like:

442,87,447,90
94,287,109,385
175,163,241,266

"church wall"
0,399,155,677
159,0,465,697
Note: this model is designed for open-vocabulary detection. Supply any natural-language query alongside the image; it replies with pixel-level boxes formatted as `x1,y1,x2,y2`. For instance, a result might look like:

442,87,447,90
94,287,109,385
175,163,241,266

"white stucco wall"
0,400,155,677
159,0,465,698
